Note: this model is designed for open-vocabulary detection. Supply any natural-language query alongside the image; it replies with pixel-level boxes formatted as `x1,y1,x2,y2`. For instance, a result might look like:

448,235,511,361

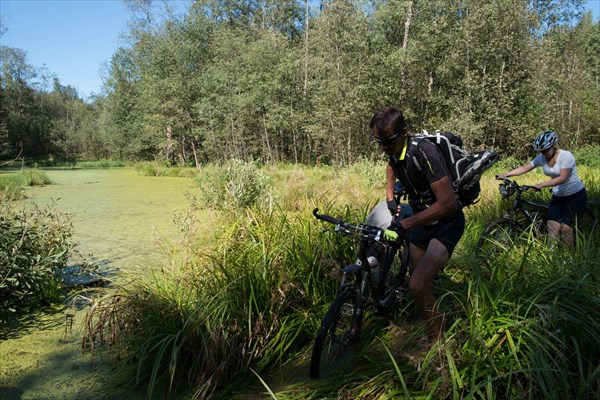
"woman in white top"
496,131,587,247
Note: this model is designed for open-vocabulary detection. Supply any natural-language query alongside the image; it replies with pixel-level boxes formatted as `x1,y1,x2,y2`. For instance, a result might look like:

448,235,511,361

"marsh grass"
25,159,128,169
83,202,366,398
83,162,599,399
134,162,199,178
0,169,52,200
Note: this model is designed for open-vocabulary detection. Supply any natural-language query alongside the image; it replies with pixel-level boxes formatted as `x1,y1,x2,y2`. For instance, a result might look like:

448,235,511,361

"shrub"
350,156,386,189
82,206,349,398
573,144,600,168
22,169,52,186
0,201,74,319
195,159,272,210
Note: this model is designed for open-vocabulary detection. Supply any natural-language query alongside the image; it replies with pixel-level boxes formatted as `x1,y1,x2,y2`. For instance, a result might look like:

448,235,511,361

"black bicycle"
309,208,410,379
476,178,596,261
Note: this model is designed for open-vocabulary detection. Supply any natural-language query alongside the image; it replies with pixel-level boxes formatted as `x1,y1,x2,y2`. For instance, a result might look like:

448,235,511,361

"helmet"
532,131,557,152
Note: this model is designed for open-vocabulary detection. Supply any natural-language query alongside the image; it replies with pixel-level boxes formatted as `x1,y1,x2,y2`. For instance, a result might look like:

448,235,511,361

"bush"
573,144,600,168
22,169,52,186
195,159,272,210
0,201,74,319
350,156,386,189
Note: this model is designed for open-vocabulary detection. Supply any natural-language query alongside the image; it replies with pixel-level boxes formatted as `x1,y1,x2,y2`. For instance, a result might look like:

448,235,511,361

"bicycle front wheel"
378,239,410,312
476,218,520,264
310,288,360,379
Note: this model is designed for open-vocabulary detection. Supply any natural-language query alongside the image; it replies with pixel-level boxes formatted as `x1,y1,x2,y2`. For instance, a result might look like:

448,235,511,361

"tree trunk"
403,0,413,50
191,140,200,169
303,0,310,99
401,0,413,86
262,115,272,162
166,125,173,165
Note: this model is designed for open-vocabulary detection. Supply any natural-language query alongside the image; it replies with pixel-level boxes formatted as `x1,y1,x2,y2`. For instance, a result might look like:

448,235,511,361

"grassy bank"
81,160,599,399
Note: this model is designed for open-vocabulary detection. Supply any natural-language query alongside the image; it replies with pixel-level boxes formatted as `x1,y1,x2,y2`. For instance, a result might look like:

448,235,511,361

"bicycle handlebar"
495,177,540,198
313,208,395,242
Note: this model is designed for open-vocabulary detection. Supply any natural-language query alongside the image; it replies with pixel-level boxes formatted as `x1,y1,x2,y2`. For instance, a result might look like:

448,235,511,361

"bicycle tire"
574,208,597,238
310,288,360,379
476,218,520,263
378,239,410,311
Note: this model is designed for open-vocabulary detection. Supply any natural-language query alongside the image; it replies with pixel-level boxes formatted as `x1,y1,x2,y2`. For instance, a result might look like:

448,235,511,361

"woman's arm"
496,163,535,180
534,168,569,190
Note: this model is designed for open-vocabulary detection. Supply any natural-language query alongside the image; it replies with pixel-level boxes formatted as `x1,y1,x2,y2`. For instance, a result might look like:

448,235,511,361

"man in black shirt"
370,106,465,342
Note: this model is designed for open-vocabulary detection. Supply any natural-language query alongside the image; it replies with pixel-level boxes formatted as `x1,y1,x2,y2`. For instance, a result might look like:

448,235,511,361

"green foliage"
491,155,527,174
134,162,199,177
83,204,361,397
195,159,272,210
21,169,52,186
0,174,24,199
75,160,127,169
82,163,600,399
0,169,52,200
0,201,74,318
573,144,600,168
350,156,386,189
4,1,597,165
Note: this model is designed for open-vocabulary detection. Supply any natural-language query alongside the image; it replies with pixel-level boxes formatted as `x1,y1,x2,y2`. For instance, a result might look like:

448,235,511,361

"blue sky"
1,0,598,102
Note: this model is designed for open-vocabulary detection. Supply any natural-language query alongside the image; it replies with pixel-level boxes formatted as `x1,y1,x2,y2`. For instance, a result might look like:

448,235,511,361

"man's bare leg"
408,240,449,342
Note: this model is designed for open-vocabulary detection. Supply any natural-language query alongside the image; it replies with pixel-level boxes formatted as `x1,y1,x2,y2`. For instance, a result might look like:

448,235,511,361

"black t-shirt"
389,137,450,212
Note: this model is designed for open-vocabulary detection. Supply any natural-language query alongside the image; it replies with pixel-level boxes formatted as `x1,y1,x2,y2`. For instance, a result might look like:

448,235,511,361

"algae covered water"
24,168,198,275
0,168,201,399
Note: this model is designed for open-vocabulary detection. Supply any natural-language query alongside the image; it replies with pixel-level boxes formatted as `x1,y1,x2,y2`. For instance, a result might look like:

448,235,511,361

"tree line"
1,0,598,166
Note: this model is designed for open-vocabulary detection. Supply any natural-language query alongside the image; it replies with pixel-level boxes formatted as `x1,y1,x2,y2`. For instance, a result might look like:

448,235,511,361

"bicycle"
309,208,410,379
476,178,596,262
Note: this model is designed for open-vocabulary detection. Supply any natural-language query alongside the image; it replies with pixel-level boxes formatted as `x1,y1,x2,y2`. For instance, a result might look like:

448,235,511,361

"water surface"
0,168,202,399
23,168,198,276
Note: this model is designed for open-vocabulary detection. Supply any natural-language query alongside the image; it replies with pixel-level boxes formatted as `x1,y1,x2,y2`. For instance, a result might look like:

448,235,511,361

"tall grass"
0,169,52,200
83,203,365,398
134,162,199,178
82,161,600,399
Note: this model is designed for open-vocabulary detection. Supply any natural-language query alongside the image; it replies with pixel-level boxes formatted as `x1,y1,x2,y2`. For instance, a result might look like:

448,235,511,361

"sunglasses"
372,132,401,145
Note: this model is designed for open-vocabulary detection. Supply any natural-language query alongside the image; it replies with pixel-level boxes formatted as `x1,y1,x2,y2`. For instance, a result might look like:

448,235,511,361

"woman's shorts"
409,209,465,257
548,188,588,226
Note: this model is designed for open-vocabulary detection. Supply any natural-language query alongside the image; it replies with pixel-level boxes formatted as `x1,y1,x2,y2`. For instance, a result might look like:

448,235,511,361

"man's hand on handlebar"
384,217,408,242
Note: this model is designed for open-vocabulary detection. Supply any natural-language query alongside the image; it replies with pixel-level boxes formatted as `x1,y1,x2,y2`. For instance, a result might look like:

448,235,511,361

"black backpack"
409,130,498,208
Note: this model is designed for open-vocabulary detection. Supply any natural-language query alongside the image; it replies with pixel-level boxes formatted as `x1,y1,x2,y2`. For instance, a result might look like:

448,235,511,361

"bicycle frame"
310,207,410,378
313,208,405,309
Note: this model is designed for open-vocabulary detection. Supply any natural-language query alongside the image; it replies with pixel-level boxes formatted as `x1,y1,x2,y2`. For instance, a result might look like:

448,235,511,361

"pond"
0,168,205,400
24,168,200,276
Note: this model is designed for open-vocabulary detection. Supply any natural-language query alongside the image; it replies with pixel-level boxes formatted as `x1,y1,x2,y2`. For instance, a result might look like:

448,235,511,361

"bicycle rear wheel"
476,218,520,264
310,287,360,379
574,208,597,238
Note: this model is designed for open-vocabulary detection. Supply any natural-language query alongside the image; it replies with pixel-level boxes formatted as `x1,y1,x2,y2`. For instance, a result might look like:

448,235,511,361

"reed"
82,161,599,399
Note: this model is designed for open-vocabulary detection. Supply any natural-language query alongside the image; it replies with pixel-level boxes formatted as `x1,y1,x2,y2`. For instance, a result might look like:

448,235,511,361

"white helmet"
533,131,557,152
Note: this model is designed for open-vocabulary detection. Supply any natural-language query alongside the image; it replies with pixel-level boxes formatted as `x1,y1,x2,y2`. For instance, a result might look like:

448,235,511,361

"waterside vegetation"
79,160,599,400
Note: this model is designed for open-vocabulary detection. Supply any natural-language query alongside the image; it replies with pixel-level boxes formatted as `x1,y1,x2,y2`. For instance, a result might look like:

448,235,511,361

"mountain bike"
309,208,410,379
476,178,596,262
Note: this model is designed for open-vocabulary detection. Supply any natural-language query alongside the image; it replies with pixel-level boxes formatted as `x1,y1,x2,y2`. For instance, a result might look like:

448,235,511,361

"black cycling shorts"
409,209,465,257
547,188,587,226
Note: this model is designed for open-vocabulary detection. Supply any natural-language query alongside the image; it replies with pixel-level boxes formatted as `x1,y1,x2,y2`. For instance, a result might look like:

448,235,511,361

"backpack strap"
408,137,430,172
